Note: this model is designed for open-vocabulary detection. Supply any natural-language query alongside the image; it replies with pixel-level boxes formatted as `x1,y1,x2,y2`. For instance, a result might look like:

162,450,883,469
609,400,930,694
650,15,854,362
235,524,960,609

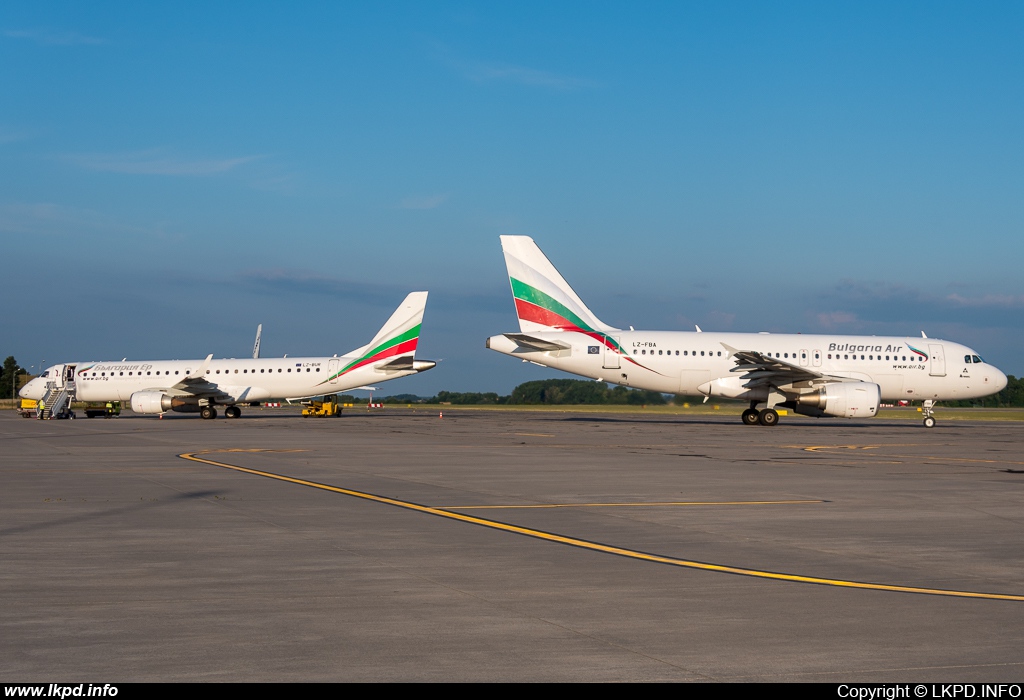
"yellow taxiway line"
442,500,824,510
179,450,1024,602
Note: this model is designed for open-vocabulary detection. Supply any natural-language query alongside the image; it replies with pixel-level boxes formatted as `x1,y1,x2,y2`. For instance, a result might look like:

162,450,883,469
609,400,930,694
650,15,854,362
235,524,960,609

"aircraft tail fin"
342,292,428,372
500,235,617,334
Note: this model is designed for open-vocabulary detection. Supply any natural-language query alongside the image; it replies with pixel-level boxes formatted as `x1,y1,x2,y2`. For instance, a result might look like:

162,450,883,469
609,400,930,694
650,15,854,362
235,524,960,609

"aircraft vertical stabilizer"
500,235,617,334
344,291,428,366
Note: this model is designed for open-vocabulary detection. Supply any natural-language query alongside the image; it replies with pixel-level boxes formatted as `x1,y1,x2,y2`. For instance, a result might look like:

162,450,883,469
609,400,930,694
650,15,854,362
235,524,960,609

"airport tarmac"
2,408,1023,682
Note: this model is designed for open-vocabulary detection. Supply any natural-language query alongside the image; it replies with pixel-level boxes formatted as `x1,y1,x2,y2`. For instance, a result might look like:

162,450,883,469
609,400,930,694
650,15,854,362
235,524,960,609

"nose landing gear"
922,400,937,428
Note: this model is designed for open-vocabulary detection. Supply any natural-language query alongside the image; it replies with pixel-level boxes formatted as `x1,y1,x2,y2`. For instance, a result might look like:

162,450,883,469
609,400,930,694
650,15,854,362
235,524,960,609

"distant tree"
944,375,1024,408
1,356,25,400
510,379,667,405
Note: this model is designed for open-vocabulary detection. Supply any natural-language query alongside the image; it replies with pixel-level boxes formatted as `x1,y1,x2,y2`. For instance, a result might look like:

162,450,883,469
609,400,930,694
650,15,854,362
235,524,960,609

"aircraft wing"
163,354,230,397
504,333,572,352
722,344,849,388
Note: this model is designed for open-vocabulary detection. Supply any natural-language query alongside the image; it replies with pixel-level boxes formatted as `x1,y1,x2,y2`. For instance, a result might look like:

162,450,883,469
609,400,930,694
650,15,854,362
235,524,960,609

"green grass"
415,403,1024,421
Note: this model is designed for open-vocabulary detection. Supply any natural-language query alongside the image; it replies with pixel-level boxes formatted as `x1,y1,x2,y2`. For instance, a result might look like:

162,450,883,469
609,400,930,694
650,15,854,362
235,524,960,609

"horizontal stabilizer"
504,333,572,352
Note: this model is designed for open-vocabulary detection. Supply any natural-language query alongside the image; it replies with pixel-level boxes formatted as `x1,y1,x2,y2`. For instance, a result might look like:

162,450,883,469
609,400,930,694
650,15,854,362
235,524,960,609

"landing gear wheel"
758,408,779,426
741,409,760,426
201,406,217,420
225,406,241,419
923,416,936,428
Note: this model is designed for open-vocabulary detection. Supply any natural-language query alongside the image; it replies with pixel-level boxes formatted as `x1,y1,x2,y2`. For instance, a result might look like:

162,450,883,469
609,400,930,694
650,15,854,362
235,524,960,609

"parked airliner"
486,237,1007,427
20,292,435,419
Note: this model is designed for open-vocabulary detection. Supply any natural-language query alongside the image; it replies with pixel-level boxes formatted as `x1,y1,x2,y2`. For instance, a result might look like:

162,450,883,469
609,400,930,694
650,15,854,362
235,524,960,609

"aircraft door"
812,350,822,368
328,359,339,385
603,337,620,369
50,365,65,388
928,344,946,377
799,349,809,367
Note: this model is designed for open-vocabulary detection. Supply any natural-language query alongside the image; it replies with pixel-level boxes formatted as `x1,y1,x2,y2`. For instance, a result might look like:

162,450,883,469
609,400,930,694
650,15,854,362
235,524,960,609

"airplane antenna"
253,324,263,359
695,325,703,333
629,326,634,331
921,331,928,338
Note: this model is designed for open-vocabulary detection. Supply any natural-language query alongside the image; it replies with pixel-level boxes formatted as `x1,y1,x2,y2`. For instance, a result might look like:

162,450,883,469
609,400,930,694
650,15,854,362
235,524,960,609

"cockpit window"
972,355,983,364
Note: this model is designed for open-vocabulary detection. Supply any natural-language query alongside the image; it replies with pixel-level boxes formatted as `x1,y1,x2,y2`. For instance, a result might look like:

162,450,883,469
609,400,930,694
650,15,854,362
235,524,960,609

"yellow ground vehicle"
301,395,342,417
85,402,121,418
18,398,38,418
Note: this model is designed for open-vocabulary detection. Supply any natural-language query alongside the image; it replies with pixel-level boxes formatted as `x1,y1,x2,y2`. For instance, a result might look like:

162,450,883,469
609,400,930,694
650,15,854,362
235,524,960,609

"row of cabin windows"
89,368,321,376
625,350,935,363
634,349,724,356
828,354,921,361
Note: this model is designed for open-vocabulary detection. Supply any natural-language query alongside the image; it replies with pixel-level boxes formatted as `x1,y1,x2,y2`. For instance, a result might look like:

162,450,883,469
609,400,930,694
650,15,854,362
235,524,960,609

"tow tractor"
84,401,122,418
301,394,342,417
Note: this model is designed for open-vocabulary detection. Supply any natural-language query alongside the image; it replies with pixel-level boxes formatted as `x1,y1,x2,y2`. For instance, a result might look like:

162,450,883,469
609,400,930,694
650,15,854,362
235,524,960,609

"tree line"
0,356,27,400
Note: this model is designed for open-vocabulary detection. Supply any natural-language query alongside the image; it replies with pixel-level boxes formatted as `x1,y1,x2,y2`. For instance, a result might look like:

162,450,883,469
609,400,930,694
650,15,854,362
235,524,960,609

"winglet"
189,354,213,379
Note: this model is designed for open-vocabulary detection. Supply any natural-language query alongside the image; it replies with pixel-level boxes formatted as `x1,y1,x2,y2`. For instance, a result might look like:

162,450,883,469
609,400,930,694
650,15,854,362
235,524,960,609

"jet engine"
792,382,880,418
130,391,201,414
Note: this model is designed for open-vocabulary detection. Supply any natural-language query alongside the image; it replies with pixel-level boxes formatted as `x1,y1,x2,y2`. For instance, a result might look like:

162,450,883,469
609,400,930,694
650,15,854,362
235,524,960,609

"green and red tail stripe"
318,324,421,385
510,278,648,369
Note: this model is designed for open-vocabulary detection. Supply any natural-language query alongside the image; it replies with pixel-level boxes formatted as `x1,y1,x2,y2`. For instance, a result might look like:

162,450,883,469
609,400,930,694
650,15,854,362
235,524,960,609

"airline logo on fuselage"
828,343,906,354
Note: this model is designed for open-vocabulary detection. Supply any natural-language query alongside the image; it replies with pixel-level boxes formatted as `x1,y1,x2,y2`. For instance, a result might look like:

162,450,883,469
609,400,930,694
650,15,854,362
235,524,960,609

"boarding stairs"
40,382,73,419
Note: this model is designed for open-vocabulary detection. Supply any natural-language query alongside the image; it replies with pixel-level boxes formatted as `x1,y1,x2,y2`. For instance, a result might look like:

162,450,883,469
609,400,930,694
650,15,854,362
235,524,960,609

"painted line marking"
179,450,1024,602
514,432,555,437
443,500,824,510
791,445,1024,467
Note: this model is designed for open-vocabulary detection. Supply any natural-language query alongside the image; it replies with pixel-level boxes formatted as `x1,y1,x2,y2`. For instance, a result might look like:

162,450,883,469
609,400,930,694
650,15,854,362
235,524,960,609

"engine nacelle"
130,391,201,414
794,382,880,419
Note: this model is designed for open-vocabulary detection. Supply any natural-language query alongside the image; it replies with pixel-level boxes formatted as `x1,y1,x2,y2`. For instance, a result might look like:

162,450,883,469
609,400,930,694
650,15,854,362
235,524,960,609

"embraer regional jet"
21,292,435,420
487,237,1007,428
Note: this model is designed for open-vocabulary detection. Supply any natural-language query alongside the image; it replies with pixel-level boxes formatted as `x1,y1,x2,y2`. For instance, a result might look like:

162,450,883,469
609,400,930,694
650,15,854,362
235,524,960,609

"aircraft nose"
991,368,1008,393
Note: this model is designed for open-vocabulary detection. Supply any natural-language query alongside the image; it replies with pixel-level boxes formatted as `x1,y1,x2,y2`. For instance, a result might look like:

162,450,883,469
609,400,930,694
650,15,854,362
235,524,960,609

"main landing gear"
741,403,779,427
200,405,241,420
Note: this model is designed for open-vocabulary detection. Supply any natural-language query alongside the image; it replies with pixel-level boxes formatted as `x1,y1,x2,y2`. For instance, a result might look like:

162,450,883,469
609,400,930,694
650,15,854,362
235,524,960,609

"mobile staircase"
39,382,74,419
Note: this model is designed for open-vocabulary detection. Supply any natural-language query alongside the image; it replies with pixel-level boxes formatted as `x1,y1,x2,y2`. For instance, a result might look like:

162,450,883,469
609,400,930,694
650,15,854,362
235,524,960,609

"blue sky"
3,2,1022,393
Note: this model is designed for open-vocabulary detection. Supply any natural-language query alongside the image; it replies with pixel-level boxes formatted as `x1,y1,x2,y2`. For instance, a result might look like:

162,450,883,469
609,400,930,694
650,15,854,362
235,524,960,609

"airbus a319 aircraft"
487,236,1007,428
21,292,435,420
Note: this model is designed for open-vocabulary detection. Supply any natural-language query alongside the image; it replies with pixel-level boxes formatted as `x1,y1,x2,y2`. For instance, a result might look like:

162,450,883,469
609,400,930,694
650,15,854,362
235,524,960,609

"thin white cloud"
0,125,36,144
946,294,1024,309
0,201,166,238
4,28,105,46
399,194,448,210
61,149,262,176
816,311,860,330
432,43,597,91
460,61,598,90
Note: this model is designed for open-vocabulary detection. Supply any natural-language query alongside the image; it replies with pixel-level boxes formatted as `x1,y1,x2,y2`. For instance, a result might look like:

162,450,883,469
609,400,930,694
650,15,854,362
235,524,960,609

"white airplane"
20,292,436,420
486,236,1008,428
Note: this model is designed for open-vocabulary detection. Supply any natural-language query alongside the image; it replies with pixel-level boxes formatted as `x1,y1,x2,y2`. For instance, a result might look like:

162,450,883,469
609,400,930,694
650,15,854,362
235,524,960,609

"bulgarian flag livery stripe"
510,277,636,364
318,324,421,385
907,343,929,360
